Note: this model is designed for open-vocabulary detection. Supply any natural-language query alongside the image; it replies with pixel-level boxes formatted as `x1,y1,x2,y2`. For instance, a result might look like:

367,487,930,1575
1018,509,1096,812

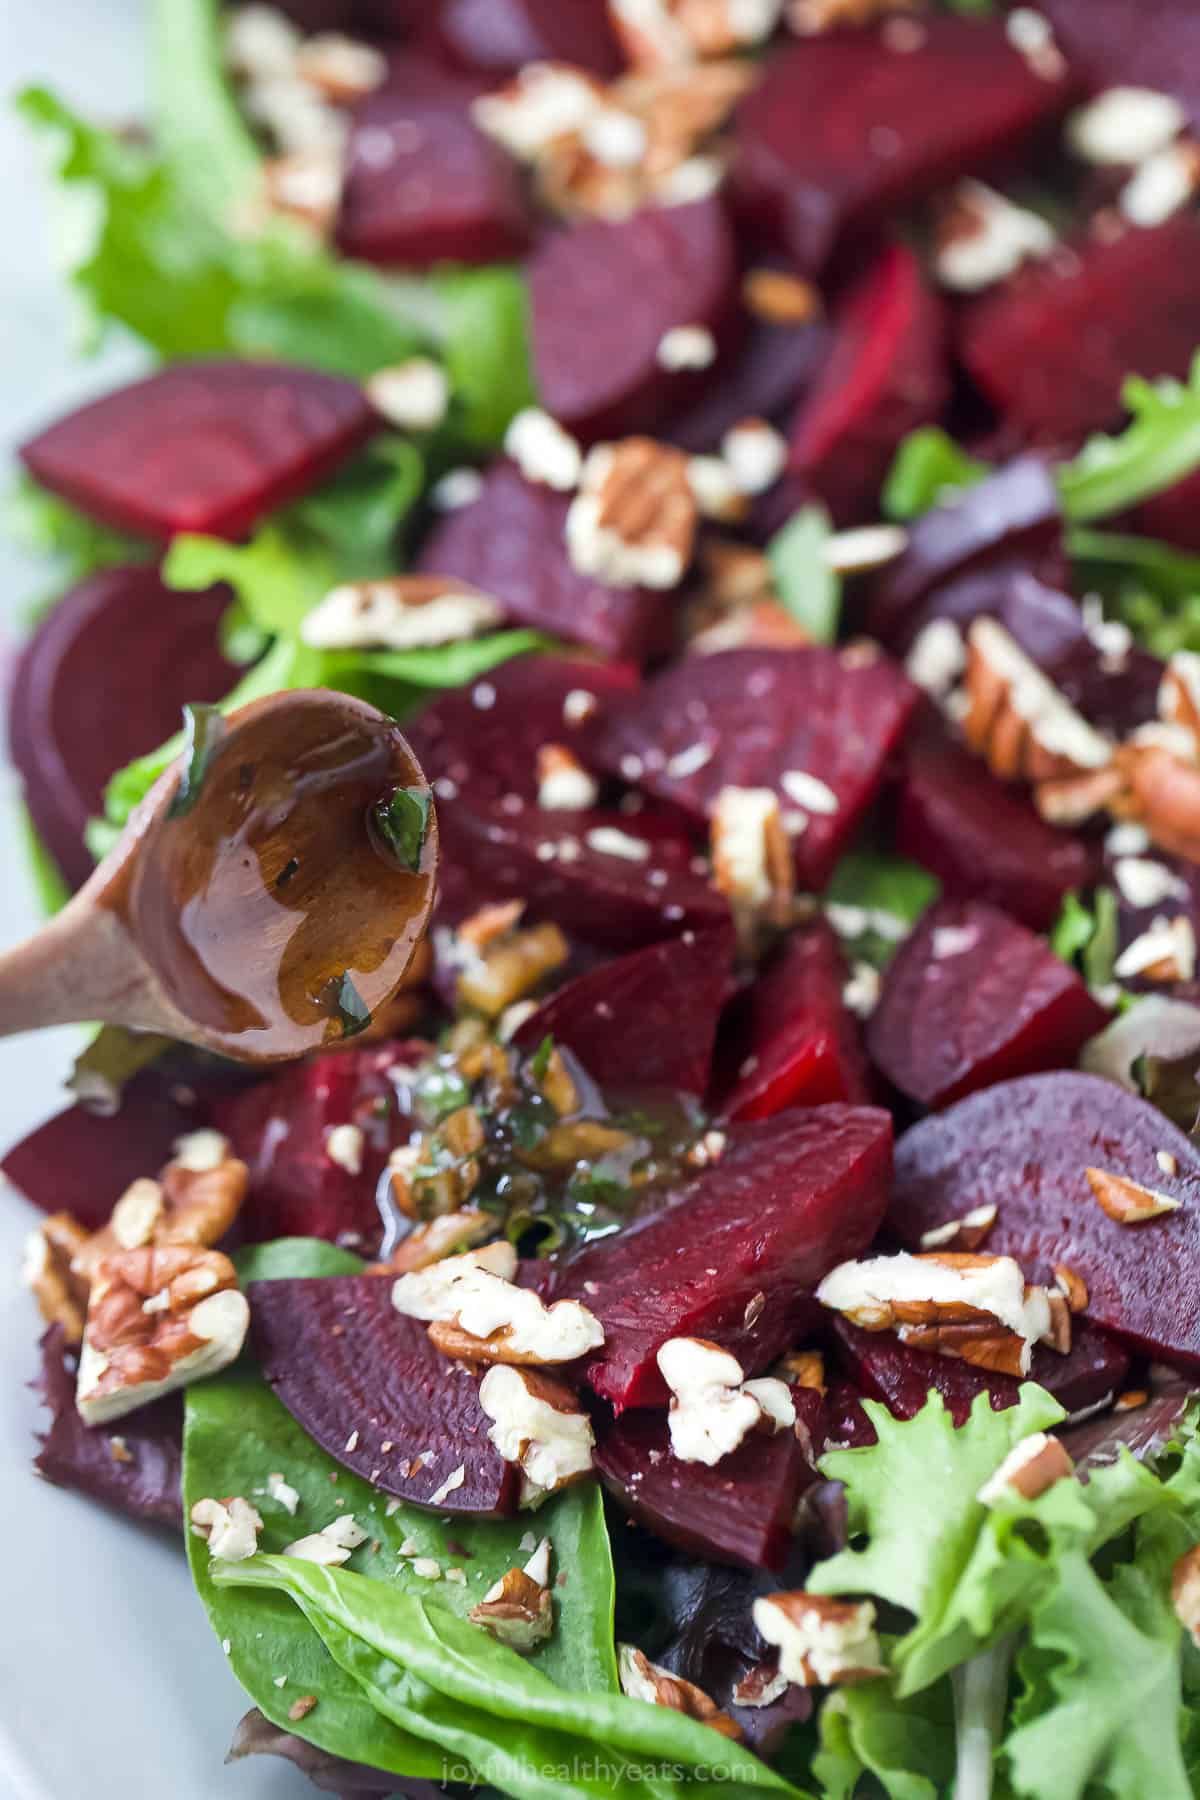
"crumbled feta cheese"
325,1123,365,1175
1105,821,1151,857
931,923,980,959
722,420,788,495
657,1337,795,1466
563,688,598,725
172,1129,232,1173
392,1244,605,1362
1112,858,1189,910
656,325,718,371
365,359,450,432
1113,915,1197,982
780,770,839,815
430,467,484,512
584,826,652,862
842,961,881,1020
1066,86,1186,165
504,408,583,491
266,1471,300,1515
1119,141,1200,226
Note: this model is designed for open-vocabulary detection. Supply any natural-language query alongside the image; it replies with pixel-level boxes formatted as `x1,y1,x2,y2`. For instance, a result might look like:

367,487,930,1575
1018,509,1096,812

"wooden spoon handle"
0,900,178,1040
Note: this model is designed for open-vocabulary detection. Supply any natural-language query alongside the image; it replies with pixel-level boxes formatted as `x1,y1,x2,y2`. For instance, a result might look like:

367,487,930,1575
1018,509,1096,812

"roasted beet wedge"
251,1277,516,1513
715,920,871,1121
415,462,677,662
896,711,1096,932
2,1066,229,1231
432,0,622,77
889,1071,1200,1369
585,647,919,891
1038,0,1200,127
554,1106,892,1408
788,243,949,526
959,216,1200,441
595,1407,813,1570
831,1318,1130,1428
866,899,1109,1109
665,316,829,455
213,1044,423,1251
1136,472,1200,554
35,1326,183,1527
336,66,531,267
866,458,1062,652
732,17,1070,272
528,198,738,442
20,362,376,542
8,564,236,892
512,923,735,1097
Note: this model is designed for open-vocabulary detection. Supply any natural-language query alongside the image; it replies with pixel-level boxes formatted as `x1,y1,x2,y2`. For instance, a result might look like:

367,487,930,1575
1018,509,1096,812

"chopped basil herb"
372,784,431,873
529,1035,555,1083
275,856,300,889
168,702,223,818
333,972,372,1040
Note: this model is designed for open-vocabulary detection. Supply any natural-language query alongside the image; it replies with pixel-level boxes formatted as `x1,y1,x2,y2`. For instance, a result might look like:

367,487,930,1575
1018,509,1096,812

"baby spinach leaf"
216,1557,802,1799
234,1237,365,1283
768,505,841,643
882,427,991,521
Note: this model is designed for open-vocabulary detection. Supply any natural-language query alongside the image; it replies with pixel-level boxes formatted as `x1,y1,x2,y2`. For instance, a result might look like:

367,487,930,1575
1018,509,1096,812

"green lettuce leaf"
882,428,991,521
433,266,538,448
768,505,841,643
823,847,940,967
1058,354,1200,524
811,1674,956,1800
7,474,147,611
148,0,260,222
809,1387,1065,1696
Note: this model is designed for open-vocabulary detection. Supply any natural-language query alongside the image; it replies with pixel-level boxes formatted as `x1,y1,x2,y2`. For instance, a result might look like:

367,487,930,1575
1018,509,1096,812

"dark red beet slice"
866,898,1109,1109
432,0,622,77
553,1106,893,1408
528,198,738,442
1038,0,1200,129
959,216,1200,441
715,920,871,1121
1063,1368,1194,1473
896,711,1096,933
8,564,236,893
732,17,1070,272
665,317,829,455
831,1318,1130,1429
824,1379,877,1449
888,1071,1200,1370
415,461,677,662
251,1276,516,1513
788,243,949,526
213,1044,422,1251
595,1407,813,1571
20,362,376,542
35,1326,182,1528
512,923,735,1097
585,647,919,892
1136,471,1200,553
866,458,1062,651
335,62,531,268
2,1066,228,1231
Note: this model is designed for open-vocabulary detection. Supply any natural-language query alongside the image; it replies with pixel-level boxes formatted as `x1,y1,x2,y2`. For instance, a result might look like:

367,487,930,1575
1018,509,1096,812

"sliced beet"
251,1276,516,1513
432,0,622,77
1136,472,1200,553
595,1407,813,1571
34,1326,182,1528
553,1106,893,1408
896,711,1097,933
665,317,829,455
715,920,871,1121
2,1066,227,1231
585,647,919,892
528,198,738,442
731,17,1070,272
959,216,1200,441
1038,0,1200,129
787,242,949,526
8,564,236,892
213,1043,423,1251
866,458,1062,651
866,898,1109,1109
824,1378,878,1450
512,923,735,1097
831,1318,1130,1429
415,461,677,662
20,362,376,542
888,1071,1200,1370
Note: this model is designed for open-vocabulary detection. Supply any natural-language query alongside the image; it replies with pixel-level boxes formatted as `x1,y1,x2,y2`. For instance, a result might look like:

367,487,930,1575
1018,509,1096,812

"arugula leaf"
371,786,431,872
1048,891,1096,965
163,528,332,638
289,437,425,577
433,265,538,448
7,475,146,610
809,1387,1065,1696
1058,355,1200,524
823,847,940,968
767,505,841,643
1047,885,1120,993
149,0,260,223
216,1557,801,1799
882,428,991,521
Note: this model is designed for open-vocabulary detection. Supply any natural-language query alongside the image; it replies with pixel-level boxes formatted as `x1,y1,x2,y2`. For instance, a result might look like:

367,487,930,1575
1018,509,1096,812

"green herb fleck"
882,426,991,520
168,702,224,818
530,1035,555,1083
372,784,431,872
767,504,841,643
333,972,372,1040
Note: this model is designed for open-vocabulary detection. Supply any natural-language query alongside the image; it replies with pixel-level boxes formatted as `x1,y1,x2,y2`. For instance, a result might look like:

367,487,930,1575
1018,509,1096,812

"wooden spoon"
0,690,438,1062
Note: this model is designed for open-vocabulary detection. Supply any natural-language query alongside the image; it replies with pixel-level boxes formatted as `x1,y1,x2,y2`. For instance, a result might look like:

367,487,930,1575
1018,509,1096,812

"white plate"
0,8,309,1794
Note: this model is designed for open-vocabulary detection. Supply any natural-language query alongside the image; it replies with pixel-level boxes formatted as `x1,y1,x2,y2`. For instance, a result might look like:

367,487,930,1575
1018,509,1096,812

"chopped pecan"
962,619,1114,785
918,1204,998,1253
76,1246,249,1425
1159,653,1200,746
371,1208,496,1275
301,575,504,652
22,1212,91,1344
394,1243,604,1366
618,1645,744,1739
72,1142,247,1285
261,148,343,235
1041,1291,1073,1356
478,1364,596,1505
752,1592,886,1688
456,920,570,1018
1172,1545,1200,1645
977,1432,1074,1506
1086,1167,1182,1224
293,32,387,102
658,1337,796,1464
1054,1264,1089,1313
566,438,697,590
900,1318,1029,1379
731,1662,789,1709
710,785,796,938
190,1495,264,1561
742,267,821,323
932,179,1054,293
1034,765,1127,826
689,600,812,655
1112,914,1196,984
816,1251,1052,1376
1109,738,1200,864
536,743,600,811
777,1349,827,1394
610,0,780,65
469,1540,555,1650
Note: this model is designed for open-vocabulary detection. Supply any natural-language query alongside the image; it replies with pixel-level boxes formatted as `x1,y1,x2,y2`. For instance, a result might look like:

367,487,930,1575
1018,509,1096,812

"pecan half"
1086,1167,1182,1224
469,1540,555,1650
752,1592,886,1688
301,575,504,652
962,618,1114,785
478,1364,596,1505
454,920,570,1018
23,1212,92,1344
76,1246,250,1425
710,784,796,938
618,1645,743,1739
565,439,697,590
